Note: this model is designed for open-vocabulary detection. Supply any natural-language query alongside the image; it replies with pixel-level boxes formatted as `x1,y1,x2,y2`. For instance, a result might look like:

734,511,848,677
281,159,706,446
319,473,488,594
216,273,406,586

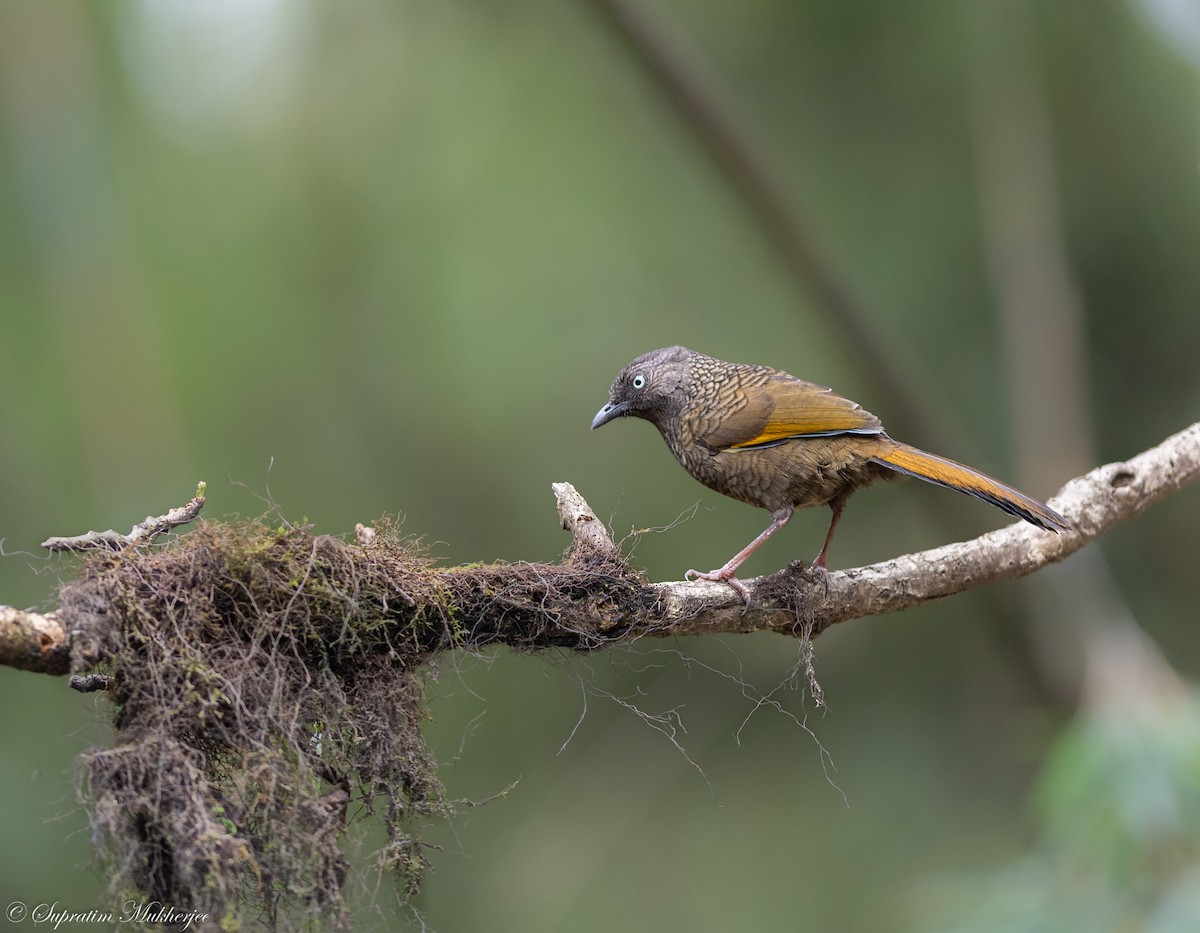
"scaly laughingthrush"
592,346,1071,599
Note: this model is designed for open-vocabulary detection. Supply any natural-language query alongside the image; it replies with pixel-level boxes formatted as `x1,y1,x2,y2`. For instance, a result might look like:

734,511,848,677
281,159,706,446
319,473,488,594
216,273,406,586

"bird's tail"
872,442,1071,533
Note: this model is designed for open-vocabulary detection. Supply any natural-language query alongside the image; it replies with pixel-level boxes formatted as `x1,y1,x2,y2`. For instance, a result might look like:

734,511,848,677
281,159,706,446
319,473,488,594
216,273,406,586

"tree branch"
0,606,69,675
0,424,1195,677
644,422,1199,637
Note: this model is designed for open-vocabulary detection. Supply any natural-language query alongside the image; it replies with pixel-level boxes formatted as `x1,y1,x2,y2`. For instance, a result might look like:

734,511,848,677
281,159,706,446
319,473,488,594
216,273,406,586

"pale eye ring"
631,374,647,390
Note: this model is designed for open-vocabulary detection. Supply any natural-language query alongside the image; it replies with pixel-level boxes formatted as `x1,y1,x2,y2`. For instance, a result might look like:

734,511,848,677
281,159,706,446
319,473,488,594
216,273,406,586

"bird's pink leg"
813,492,849,569
686,507,794,601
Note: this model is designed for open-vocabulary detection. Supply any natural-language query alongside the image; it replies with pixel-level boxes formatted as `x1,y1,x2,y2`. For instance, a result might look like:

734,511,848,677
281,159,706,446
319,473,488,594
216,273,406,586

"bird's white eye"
631,374,647,390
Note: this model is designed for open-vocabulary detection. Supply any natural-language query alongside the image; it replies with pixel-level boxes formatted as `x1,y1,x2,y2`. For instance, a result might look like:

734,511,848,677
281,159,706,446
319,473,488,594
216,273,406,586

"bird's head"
592,345,694,431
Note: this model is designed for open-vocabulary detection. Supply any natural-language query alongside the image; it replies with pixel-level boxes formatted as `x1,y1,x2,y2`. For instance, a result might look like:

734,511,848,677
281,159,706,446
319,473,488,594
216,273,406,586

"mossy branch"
0,422,1196,678
0,422,1194,926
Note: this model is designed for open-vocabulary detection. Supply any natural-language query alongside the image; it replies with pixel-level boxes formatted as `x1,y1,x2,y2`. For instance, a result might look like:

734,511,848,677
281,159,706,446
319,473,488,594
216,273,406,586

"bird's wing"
702,373,884,450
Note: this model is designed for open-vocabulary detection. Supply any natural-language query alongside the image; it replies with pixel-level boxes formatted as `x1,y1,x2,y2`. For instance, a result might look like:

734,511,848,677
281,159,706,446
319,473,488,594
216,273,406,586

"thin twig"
42,482,207,552
554,481,619,558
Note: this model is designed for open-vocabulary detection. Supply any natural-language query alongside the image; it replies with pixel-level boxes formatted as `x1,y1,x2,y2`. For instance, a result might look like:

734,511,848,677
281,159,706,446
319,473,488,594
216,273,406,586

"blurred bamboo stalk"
968,0,1161,702
585,0,971,455
968,0,1095,485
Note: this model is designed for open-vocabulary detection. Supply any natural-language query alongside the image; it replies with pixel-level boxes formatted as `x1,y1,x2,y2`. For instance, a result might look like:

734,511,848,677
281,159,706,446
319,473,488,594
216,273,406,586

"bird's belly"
681,436,891,512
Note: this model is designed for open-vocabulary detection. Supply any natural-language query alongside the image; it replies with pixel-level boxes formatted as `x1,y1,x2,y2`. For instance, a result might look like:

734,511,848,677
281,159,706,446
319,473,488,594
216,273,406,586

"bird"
592,346,1071,600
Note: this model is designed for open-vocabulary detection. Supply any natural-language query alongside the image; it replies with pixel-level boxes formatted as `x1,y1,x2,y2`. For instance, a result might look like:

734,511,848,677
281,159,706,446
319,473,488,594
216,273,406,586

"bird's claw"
685,568,752,604
807,559,832,594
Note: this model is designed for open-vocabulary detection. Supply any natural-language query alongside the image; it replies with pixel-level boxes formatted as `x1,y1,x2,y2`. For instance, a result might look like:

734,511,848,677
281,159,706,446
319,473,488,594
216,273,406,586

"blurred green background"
1,1,1198,930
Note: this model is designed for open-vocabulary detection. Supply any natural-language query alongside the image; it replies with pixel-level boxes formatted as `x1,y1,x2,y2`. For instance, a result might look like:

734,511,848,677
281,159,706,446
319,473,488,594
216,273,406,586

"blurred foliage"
923,676,1200,932
0,0,1197,930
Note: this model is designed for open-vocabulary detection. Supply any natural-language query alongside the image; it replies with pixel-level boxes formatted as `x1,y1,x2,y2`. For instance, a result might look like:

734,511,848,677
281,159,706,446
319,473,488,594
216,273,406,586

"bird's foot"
685,567,752,604
805,556,832,594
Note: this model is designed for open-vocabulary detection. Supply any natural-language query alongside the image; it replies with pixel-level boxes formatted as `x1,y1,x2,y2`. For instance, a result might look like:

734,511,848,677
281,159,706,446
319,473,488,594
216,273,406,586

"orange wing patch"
704,374,884,450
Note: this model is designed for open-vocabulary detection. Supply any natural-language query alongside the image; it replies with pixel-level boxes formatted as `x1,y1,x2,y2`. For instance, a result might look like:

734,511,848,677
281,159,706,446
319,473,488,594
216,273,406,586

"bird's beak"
591,400,629,430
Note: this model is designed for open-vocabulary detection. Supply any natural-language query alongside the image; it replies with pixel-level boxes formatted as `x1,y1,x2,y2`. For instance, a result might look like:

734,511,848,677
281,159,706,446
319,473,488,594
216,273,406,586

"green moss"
63,520,453,929
57,515,649,928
